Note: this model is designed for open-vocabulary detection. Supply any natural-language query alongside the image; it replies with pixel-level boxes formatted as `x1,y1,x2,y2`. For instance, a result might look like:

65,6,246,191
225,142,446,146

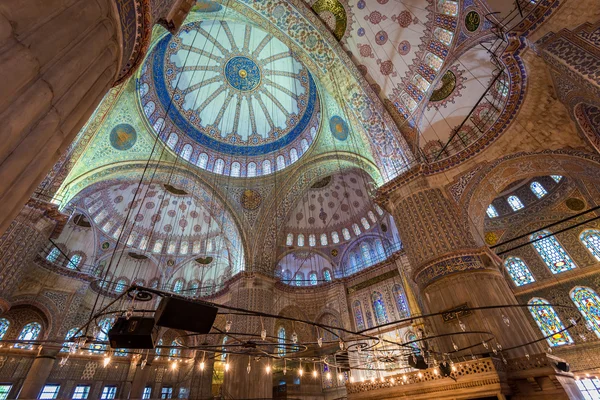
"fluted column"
18,346,59,399
379,175,543,357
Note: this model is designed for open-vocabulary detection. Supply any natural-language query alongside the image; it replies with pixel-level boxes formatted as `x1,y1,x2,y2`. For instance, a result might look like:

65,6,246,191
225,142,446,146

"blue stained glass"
115,279,127,293
528,298,573,346
486,204,498,218
570,286,600,338
309,272,317,286
504,257,535,286
277,327,286,356
169,340,181,358
531,230,576,273
392,284,409,318
282,270,292,283
360,243,372,265
406,332,420,354
0,318,9,340
352,301,365,330
155,339,163,356
46,247,60,262
14,322,41,349
173,280,183,293
221,336,227,361
68,254,82,269
581,229,600,261
295,272,304,286
551,175,562,183
530,181,547,198
365,309,374,328
507,195,524,211
322,364,333,388
61,327,79,352
323,269,332,282
91,318,112,354
371,292,389,325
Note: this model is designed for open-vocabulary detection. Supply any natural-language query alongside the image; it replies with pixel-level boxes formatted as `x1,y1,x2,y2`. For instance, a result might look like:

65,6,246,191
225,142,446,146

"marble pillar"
129,355,156,399
18,346,59,399
379,175,543,358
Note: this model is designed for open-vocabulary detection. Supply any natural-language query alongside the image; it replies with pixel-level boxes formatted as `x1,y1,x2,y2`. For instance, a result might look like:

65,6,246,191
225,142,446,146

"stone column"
190,356,215,400
379,175,543,358
222,274,274,399
129,355,155,399
18,346,59,399
0,199,66,308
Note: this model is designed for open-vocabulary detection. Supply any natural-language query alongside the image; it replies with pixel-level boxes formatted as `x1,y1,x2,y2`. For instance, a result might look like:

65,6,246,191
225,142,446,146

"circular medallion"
329,116,349,141
485,232,498,246
110,124,137,150
224,56,261,91
167,259,175,266
566,198,586,211
430,70,457,102
240,189,262,210
465,11,480,32
101,242,110,250
331,249,339,257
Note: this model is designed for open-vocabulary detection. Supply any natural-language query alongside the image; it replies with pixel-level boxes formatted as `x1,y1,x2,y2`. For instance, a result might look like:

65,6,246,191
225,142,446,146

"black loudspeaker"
408,354,429,370
108,317,157,349
155,297,218,334
556,361,570,372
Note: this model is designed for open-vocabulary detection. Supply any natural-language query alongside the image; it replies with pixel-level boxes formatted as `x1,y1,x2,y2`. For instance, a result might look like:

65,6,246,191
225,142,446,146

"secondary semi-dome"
139,20,320,177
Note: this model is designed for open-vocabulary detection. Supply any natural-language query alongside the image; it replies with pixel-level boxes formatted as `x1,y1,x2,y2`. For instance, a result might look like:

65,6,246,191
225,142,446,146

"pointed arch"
531,231,576,273
371,292,389,325
504,256,535,286
580,229,600,261
570,286,600,338
527,298,573,346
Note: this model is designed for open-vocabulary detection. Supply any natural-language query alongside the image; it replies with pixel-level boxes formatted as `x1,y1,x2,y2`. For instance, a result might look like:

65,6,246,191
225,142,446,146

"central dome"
139,20,320,177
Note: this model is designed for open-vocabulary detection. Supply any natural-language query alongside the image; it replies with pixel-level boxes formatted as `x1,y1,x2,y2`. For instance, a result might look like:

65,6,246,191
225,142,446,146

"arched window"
392,284,409,318
152,118,166,134
277,327,286,356
580,229,600,261
361,217,370,230
342,228,351,241
173,280,184,293
169,340,181,358
286,233,293,246
353,301,365,330
115,279,127,293
197,153,208,169
282,270,292,283
504,257,535,286
300,139,309,152
368,211,377,223
189,281,199,296
290,148,298,163
149,278,160,289
323,269,332,282
155,338,163,356
372,292,389,325
91,318,112,353
352,224,361,236
247,162,257,177
406,331,421,354
276,155,285,170
295,272,304,286
61,327,79,352
360,242,372,265
530,181,547,198
153,240,163,253
309,234,316,247
531,231,576,273
528,298,573,346
230,162,241,177
213,159,225,174
375,239,385,259
570,287,600,338
320,234,328,246
309,272,318,286
143,101,155,117
551,175,562,183
297,234,304,247
262,160,271,175
221,336,228,361
181,144,193,161
46,247,60,262
331,231,339,244
374,204,384,216
14,322,41,349
507,196,524,211
180,241,189,255
486,205,499,218
67,254,82,269
0,318,9,340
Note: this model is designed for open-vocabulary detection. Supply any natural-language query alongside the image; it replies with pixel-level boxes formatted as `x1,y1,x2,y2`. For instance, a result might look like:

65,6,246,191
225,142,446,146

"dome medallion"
139,21,321,177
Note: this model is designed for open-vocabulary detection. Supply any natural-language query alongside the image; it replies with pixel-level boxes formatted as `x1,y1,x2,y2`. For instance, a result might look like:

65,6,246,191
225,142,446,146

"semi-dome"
139,20,320,177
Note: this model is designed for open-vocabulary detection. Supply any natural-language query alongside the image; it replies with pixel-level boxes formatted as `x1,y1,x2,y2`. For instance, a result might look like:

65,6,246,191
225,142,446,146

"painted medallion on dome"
110,124,137,150
329,115,349,141
240,189,262,210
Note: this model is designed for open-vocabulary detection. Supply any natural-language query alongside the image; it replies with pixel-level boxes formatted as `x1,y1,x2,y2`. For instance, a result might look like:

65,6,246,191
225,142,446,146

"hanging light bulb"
338,373,343,381
291,332,298,344
103,355,111,368
471,354,476,361
349,376,354,383
171,361,177,370
313,366,318,378
586,322,593,332
502,355,507,365
225,320,232,333
299,368,304,377
140,358,147,370
482,341,489,350
283,359,287,376
547,347,552,354
452,341,458,351
199,361,205,371
125,307,134,320
261,329,267,341
380,376,385,382
458,320,466,332
247,361,252,374
496,343,503,351
502,314,510,327
525,353,530,360
492,348,498,355
390,377,395,384
570,318,577,326
417,372,423,378
370,377,375,383
580,333,587,342
266,364,271,373
402,374,407,381
326,371,331,379
339,340,345,351
59,356,68,367
225,362,230,372
433,368,439,375
318,337,323,348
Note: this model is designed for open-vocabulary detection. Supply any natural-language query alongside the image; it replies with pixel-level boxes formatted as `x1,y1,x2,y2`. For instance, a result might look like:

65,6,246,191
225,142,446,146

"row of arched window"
282,269,332,286
352,286,410,330
487,176,562,218
528,286,600,346
0,320,41,350
46,247,83,270
504,229,600,286
346,239,388,275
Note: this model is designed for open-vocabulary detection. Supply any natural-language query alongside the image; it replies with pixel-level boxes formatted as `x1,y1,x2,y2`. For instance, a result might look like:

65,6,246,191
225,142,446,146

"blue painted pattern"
110,124,137,150
329,115,349,141
225,56,261,91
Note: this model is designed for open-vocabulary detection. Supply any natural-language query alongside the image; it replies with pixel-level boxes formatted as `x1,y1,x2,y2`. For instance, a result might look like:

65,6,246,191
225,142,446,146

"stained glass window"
181,144,193,161
115,279,127,293
262,160,271,175
360,242,372,265
368,211,377,223
406,332,420,354
213,159,225,174
570,286,600,338
530,181,547,198
551,175,562,183
320,234,328,246
309,272,318,286
392,284,409,318
507,195,524,211
297,234,304,247
286,234,293,246
353,301,365,330
527,298,573,346
72,385,90,399
91,318,112,354
365,309,374,328
531,230,576,273
173,280,184,293
277,327,286,356
309,234,316,247
61,327,79,352
323,269,332,282
282,270,292,283
0,318,9,340
190,281,199,295
221,336,227,361
290,148,298,163
361,217,370,230
486,204,499,218
581,229,600,261
68,254,82,269
295,272,304,286
372,292,389,325
276,155,285,170
166,132,178,148
352,224,361,236
331,231,339,244
169,340,181,358
342,228,351,240
46,247,60,262
39,384,60,399
375,239,385,259
100,386,117,400
155,339,163,356
230,162,241,177
14,322,41,349
504,257,535,286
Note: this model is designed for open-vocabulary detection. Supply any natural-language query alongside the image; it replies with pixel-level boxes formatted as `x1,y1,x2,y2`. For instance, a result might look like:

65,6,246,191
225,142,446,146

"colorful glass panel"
91,318,112,354
309,272,317,286
372,292,389,325
528,298,573,346
551,175,562,183
169,340,181,358
323,269,332,282
530,181,547,198
486,204,499,218
277,327,286,356
68,254,82,269
570,286,600,338
46,247,60,262
507,195,524,211
531,230,576,273
61,327,79,352
581,229,600,261
353,301,365,330
0,318,9,340
504,256,535,286
392,284,409,318
14,322,41,349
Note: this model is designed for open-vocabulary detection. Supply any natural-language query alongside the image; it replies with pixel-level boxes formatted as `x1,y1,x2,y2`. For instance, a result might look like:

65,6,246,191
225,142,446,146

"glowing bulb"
171,361,177,370
349,376,354,383
199,361,205,371
459,321,466,332
482,341,489,350
417,372,423,378
225,362,230,372
313,370,318,378
402,375,407,381
525,354,530,360
266,365,271,373
434,368,439,375
326,372,331,379
247,363,252,374
318,337,323,347
390,377,395,383
140,359,147,370
380,376,385,382
370,377,375,383
339,340,345,351
452,366,457,371
283,367,287,375
261,329,267,341
59,357,68,367
225,320,232,332
502,314,510,326
299,368,303,377
452,341,458,351
103,356,111,368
